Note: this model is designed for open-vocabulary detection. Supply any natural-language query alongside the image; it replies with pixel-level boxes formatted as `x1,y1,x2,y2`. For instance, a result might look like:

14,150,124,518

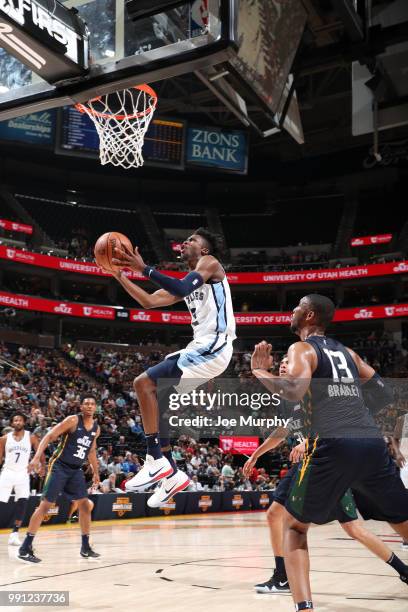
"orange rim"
74,84,158,121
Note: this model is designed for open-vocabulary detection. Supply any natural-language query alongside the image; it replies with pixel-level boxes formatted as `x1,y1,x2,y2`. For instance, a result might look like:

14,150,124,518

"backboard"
0,0,230,119
0,0,306,144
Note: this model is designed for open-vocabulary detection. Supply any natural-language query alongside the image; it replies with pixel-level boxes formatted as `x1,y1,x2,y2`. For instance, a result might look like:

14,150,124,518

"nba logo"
6,249,15,259
385,307,395,316
162,313,171,322
83,307,93,316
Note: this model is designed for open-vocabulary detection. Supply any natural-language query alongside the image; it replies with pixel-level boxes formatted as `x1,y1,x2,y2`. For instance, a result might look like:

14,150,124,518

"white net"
75,84,157,170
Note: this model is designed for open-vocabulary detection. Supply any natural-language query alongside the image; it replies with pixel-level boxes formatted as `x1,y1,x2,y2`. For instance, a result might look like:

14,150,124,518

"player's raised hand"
92,473,101,487
251,341,273,372
243,455,257,478
28,457,41,474
112,244,146,273
395,451,406,468
290,440,306,463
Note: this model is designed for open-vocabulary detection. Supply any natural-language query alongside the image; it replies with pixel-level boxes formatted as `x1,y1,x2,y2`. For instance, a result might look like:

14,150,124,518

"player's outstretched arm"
113,244,222,298
30,434,46,476
251,341,314,401
243,428,288,478
28,416,78,473
113,271,182,309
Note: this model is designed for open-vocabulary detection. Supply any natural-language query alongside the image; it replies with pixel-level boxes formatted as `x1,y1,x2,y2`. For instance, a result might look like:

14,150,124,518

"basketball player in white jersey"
394,413,408,549
0,413,44,546
110,228,236,506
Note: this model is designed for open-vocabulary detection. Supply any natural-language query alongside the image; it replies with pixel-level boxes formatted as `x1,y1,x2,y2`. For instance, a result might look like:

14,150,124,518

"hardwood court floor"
0,512,407,612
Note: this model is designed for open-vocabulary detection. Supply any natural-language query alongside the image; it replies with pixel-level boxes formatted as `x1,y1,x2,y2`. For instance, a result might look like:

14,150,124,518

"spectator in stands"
101,472,122,493
33,419,49,440
221,459,235,479
120,472,135,491
188,475,204,492
108,456,122,475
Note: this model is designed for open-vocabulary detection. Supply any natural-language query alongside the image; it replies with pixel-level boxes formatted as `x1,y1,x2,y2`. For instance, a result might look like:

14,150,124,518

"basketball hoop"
75,84,158,170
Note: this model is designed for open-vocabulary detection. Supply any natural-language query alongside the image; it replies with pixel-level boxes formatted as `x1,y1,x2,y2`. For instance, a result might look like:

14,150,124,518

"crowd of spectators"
0,333,407,496
0,343,290,493
230,247,330,271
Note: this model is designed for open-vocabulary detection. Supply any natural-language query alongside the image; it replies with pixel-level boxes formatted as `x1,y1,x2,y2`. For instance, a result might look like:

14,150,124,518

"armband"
143,267,204,298
363,372,394,414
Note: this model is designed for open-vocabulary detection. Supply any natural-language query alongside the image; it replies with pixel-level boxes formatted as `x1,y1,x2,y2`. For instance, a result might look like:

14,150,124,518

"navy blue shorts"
146,354,183,386
274,464,357,524
286,437,408,525
42,460,88,503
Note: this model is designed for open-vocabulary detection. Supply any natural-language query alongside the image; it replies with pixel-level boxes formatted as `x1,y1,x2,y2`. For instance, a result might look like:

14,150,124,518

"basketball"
94,232,133,272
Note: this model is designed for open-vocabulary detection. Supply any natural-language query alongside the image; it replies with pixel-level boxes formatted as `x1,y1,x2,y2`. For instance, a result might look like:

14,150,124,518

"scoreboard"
56,107,185,169
143,119,185,169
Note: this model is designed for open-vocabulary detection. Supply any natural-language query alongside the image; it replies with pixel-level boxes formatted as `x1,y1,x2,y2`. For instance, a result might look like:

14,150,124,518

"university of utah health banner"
0,219,33,234
219,436,259,455
1,246,407,285
351,234,392,246
0,290,407,324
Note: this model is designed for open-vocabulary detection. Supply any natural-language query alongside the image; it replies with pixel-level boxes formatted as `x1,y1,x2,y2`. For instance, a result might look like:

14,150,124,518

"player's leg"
341,520,408,585
255,466,299,593
0,470,14,540
282,510,313,608
8,497,27,545
146,341,233,506
67,500,79,523
128,355,183,491
255,501,290,593
76,498,99,558
8,472,30,546
66,469,100,558
17,498,53,562
144,384,191,507
399,462,408,549
283,439,359,610
18,462,67,563
352,438,408,557
392,520,408,549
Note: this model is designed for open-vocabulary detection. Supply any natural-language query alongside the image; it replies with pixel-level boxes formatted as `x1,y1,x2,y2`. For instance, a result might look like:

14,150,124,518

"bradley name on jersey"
328,383,361,398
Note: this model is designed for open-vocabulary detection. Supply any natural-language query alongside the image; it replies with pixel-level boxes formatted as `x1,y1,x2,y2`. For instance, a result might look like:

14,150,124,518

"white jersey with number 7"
3,431,31,472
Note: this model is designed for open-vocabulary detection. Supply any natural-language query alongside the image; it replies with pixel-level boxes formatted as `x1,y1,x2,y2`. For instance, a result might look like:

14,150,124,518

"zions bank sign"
186,126,248,174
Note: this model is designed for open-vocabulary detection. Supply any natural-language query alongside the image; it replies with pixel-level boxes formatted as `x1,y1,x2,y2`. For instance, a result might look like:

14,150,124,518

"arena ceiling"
154,0,408,163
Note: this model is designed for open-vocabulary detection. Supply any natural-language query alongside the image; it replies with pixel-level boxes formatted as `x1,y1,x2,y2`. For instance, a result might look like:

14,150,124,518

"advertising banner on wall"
351,234,392,246
186,125,248,174
0,111,55,145
0,291,407,324
1,246,407,285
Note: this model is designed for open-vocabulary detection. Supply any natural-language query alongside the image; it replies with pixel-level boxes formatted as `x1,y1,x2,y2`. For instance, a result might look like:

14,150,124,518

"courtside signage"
186,126,248,174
